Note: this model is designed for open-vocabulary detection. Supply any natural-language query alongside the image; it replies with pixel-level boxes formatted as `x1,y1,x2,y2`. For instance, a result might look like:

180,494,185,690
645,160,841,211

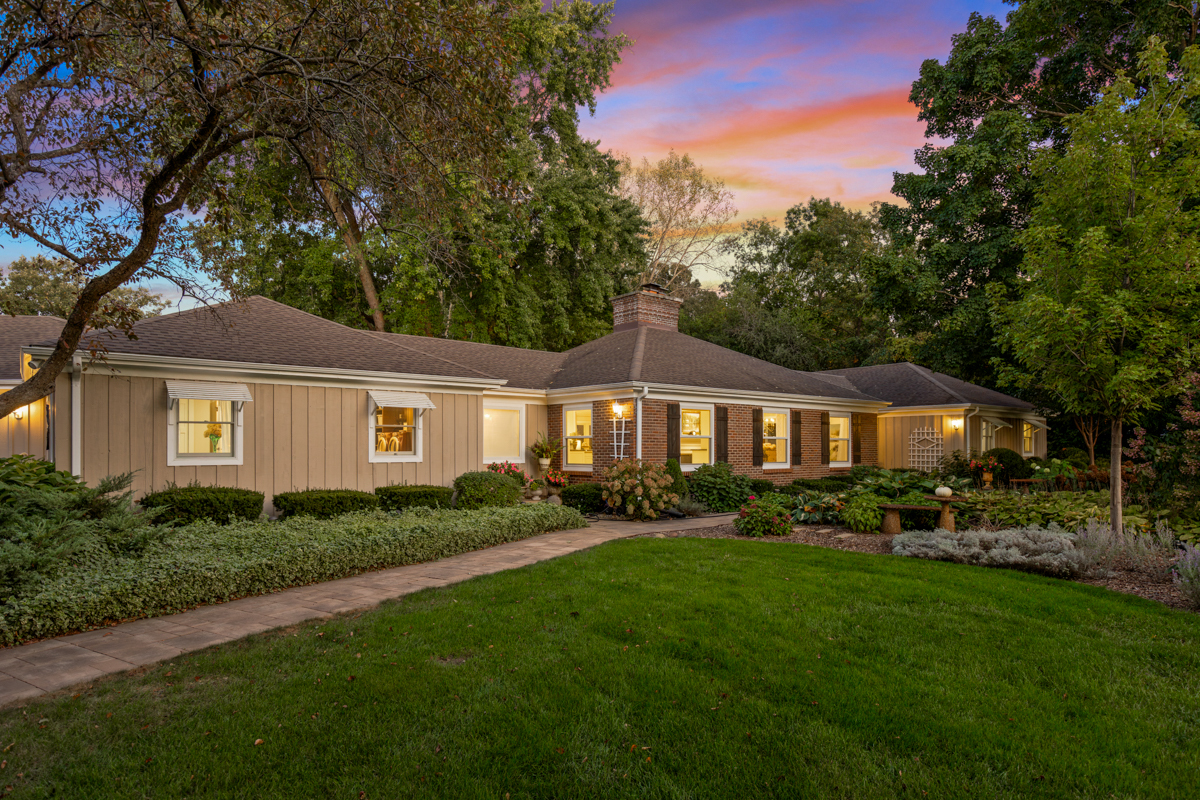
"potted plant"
969,454,1001,489
530,432,561,471
542,468,568,495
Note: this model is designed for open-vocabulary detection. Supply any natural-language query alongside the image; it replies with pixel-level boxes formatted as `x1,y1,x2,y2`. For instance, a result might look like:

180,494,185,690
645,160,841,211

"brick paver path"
0,514,734,706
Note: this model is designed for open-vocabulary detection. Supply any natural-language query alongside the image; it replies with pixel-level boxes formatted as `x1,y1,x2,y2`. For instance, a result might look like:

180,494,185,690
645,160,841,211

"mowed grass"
2,539,1199,799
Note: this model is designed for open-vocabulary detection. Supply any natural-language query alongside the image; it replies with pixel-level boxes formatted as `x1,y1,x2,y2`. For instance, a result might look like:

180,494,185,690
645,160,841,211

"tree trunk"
1074,415,1102,467
1110,417,1123,533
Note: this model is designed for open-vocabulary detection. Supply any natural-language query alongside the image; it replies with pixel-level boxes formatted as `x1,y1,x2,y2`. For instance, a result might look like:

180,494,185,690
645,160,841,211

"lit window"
1023,422,1034,453
981,420,996,451
680,407,712,466
829,415,851,465
565,407,593,468
373,406,415,455
484,408,522,462
177,399,234,457
762,410,789,467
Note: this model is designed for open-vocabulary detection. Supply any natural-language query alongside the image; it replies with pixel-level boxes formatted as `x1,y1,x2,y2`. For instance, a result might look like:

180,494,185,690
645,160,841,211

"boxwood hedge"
0,504,586,645
139,485,265,525
376,484,453,512
273,489,379,519
452,471,521,510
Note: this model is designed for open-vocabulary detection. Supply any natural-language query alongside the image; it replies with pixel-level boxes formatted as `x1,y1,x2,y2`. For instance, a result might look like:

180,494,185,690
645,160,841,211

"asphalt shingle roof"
367,332,569,390
823,362,1033,410
0,315,65,380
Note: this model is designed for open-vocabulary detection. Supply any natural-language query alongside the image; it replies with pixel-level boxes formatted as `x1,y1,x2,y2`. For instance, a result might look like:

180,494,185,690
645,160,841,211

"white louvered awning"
980,415,1012,429
1024,418,1049,431
166,380,253,409
368,390,437,410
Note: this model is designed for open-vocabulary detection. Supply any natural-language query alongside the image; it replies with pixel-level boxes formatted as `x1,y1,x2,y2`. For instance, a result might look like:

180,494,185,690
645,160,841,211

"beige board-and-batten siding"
0,387,51,461
524,403,549,477
877,413,1047,469
69,373,484,508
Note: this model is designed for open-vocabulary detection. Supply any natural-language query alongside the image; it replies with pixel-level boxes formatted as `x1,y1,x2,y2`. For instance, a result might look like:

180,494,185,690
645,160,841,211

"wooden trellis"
908,427,944,473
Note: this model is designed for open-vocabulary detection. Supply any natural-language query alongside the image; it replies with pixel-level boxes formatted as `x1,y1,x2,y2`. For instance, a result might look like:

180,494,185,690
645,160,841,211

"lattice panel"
908,427,944,473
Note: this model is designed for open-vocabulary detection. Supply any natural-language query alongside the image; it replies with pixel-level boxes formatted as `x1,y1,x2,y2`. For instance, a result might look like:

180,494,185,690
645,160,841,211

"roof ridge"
903,361,967,403
339,326,500,382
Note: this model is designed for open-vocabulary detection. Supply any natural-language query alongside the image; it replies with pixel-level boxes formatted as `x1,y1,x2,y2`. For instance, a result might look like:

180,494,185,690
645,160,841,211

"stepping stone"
833,533,854,540
815,528,834,534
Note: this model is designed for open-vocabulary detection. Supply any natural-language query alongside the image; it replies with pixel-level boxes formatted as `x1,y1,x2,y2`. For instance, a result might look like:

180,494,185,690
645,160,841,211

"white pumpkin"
934,486,953,498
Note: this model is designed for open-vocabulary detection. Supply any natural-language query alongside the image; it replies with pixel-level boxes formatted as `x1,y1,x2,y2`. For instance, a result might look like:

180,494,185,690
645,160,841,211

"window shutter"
751,408,763,467
791,411,803,465
852,414,862,464
820,411,830,466
667,403,681,462
715,406,728,463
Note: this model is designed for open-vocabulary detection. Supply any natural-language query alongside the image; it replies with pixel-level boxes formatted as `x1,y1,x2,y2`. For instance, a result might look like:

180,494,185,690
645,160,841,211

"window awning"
1023,418,1049,431
368,390,436,410
980,416,1012,429
166,380,253,410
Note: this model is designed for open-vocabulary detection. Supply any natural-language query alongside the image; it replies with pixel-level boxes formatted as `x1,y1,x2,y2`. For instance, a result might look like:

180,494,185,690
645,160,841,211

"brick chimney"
612,283,683,332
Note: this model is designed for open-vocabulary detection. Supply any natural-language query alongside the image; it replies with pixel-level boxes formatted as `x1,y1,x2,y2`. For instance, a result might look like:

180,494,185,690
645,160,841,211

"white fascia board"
482,387,549,402
546,382,890,414
878,403,1046,421
21,346,506,395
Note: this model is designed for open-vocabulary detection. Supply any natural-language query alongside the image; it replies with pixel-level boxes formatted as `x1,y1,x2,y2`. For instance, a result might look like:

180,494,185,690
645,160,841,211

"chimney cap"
638,282,668,295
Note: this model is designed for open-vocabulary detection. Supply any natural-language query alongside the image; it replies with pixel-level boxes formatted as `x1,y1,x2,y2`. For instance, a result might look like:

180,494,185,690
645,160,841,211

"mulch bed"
638,523,1194,612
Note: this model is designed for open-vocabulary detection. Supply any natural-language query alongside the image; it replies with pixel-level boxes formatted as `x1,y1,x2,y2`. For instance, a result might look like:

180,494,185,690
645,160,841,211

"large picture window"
166,380,251,467
680,406,712,467
564,406,592,469
484,404,524,463
762,409,789,468
828,415,851,466
367,390,433,464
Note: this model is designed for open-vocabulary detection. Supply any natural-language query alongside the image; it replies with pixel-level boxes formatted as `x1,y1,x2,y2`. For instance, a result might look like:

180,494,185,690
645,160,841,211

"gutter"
964,407,979,454
70,353,82,477
635,385,649,459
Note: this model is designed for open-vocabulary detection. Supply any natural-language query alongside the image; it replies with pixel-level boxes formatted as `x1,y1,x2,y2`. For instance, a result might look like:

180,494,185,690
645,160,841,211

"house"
0,285,1046,511
0,315,64,461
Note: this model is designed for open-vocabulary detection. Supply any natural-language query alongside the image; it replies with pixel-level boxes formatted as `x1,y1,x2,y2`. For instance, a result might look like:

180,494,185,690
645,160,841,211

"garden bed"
651,523,1193,610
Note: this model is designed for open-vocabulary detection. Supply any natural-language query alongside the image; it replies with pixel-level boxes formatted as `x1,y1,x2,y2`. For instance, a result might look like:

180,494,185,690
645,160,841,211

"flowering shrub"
601,459,679,520
734,496,792,537
542,468,568,488
969,455,1001,473
487,461,528,485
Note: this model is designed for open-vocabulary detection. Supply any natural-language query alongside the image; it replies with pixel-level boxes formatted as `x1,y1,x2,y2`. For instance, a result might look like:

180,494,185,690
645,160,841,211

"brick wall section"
547,401,879,483
611,290,684,332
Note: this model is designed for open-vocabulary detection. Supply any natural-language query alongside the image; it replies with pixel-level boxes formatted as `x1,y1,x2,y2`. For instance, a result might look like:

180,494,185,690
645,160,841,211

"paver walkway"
0,514,734,706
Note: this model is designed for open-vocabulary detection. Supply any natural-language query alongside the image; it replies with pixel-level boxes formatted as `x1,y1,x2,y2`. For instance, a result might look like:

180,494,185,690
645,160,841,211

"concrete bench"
878,496,965,535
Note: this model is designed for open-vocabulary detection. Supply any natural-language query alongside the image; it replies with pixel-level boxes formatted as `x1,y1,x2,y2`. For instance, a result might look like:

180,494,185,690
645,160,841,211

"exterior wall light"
948,417,963,431
12,405,25,420
612,402,625,419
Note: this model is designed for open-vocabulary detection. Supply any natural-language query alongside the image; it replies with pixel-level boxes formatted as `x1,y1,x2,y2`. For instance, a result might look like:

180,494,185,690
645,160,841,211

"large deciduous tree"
2,255,168,323
0,0,521,418
993,39,1200,532
680,198,892,371
617,150,736,293
872,0,1200,386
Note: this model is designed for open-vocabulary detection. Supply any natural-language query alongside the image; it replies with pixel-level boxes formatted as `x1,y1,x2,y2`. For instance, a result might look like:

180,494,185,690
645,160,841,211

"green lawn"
3,538,1198,799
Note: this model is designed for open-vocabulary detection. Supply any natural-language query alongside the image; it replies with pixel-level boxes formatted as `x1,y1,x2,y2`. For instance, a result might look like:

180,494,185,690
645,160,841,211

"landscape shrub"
1074,518,1177,576
848,464,883,481
561,482,607,514
936,450,975,481
748,478,776,497
1171,543,1200,607
486,461,528,485
892,525,1092,577
675,496,707,517
1059,446,1091,469
688,461,751,512
984,447,1033,483
778,478,851,497
273,489,379,519
375,485,453,513
959,490,1152,532
665,459,689,499
602,459,679,520
139,484,264,525
790,492,842,524
734,497,792,537
0,454,86,506
894,489,939,530
0,504,586,645
840,493,883,533
453,471,522,510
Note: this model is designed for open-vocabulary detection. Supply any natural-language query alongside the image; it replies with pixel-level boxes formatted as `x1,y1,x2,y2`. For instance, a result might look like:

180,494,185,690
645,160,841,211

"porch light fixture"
948,417,963,431
12,405,25,420
612,401,626,419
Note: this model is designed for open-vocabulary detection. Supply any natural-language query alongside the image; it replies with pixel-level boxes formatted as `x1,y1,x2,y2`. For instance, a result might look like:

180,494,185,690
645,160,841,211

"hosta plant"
840,492,883,533
790,492,843,524
735,497,792,537
602,459,679,521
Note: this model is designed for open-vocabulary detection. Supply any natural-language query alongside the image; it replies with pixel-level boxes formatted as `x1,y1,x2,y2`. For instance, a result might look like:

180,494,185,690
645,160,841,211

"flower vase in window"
204,423,223,453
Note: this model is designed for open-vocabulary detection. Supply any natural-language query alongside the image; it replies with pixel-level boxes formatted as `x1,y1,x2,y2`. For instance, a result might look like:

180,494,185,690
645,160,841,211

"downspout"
635,385,649,459
964,407,979,455
70,353,82,477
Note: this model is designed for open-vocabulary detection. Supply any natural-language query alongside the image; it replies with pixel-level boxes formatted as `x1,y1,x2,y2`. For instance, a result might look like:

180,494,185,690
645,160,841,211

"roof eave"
546,381,890,411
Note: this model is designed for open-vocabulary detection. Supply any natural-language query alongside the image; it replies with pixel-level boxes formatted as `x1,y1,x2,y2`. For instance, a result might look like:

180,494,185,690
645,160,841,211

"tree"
993,38,1200,532
0,0,523,419
680,199,893,371
873,1,1200,386
1,255,168,323
617,150,736,292
200,0,642,351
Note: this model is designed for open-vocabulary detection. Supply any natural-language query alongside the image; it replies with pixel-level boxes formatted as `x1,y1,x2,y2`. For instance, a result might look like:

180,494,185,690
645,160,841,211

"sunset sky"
582,0,1009,223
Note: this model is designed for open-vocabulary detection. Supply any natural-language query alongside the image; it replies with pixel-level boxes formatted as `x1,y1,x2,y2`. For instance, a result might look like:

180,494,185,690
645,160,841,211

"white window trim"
829,414,852,468
563,402,594,472
1022,421,1035,455
368,397,424,464
482,399,526,465
762,407,790,470
679,402,716,472
167,396,246,467
980,419,996,452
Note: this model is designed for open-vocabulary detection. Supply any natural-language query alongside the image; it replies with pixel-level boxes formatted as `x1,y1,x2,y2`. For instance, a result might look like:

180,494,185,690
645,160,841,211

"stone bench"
878,496,966,535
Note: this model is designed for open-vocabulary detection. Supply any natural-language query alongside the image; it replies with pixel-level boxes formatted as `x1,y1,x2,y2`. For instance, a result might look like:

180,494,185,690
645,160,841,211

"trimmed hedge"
376,484,454,512
748,478,776,497
139,485,264,525
561,482,607,513
0,504,586,645
453,471,521,510
689,462,752,513
779,478,854,497
273,489,379,519
984,447,1034,482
